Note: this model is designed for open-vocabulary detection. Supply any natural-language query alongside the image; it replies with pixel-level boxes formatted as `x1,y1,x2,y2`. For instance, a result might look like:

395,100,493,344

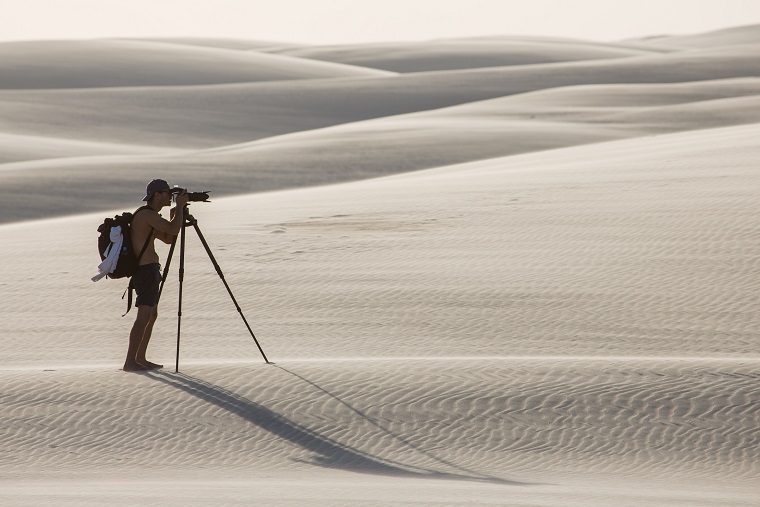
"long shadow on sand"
145,369,527,486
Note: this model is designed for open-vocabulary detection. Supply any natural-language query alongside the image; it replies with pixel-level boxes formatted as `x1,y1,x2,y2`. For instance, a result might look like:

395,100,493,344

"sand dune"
0,132,177,164
631,23,760,49
0,39,757,189
430,34,679,53
462,77,760,108
1,26,759,506
0,39,392,89
115,36,298,50
265,38,660,73
0,42,757,155
1,77,759,223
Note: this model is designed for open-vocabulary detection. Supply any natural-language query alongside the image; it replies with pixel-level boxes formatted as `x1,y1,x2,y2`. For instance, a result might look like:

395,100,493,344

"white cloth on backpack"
91,226,123,282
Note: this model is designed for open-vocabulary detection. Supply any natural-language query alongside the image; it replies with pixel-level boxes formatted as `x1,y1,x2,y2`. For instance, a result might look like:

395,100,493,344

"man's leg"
124,305,153,371
135,305,162,369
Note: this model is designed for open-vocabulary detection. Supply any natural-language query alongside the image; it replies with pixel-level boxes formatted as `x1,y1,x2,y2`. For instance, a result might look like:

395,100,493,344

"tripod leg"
191,221,271,364
175,222,187,373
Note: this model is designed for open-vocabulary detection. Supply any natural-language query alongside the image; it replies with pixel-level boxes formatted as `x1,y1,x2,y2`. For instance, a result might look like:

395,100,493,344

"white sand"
0,25,759,506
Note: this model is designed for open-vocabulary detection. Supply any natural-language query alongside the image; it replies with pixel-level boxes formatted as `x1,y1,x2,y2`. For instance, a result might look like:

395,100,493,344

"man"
123,179,188,372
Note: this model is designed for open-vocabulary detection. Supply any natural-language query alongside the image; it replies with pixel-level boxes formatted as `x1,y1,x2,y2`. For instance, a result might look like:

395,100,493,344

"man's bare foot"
123,361,150,372
139,361,163,370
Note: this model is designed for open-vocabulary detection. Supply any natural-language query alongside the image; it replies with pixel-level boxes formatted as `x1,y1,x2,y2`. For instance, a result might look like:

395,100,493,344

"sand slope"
3,123,758,363
0,132,177,164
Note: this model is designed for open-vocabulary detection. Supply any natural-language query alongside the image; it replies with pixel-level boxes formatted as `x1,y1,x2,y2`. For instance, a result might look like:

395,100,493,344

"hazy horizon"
3,0,760,45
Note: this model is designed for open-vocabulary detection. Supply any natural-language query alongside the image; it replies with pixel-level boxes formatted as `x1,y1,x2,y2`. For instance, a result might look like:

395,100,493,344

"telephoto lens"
172,187,210,203
187,191,210,202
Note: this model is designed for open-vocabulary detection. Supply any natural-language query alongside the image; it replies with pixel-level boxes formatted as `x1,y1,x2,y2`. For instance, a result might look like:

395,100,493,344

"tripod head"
182,206,198,227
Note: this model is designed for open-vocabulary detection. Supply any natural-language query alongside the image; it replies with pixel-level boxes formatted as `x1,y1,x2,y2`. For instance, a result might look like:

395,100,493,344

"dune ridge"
114,36,298,50
263,37,661,73
629,23,760,49
0,39,393,89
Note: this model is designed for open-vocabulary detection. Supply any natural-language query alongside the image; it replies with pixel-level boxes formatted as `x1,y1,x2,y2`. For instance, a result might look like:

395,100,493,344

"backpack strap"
135,227,154,264
122,207,155,317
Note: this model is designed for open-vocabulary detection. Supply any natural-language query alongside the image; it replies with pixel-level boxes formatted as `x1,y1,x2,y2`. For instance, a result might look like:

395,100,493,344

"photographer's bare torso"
132,208,175,265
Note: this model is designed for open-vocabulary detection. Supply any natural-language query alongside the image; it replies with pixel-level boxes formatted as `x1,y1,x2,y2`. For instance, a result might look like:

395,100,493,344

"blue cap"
142,179,171,201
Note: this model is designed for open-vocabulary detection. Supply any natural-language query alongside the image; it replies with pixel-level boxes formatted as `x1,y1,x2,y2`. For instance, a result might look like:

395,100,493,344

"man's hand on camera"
175,189,189,207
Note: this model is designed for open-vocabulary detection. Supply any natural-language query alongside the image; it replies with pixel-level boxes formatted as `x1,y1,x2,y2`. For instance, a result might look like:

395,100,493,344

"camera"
172,187,210,203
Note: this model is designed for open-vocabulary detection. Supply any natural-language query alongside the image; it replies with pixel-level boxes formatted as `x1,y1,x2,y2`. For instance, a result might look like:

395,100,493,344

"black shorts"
133,263,162,308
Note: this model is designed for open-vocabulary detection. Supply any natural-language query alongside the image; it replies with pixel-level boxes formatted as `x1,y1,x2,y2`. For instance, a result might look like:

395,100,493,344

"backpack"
95,206,153,279
93,206,154,315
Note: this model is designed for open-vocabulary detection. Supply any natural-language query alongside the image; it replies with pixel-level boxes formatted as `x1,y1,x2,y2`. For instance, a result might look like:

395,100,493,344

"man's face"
152,189,172,207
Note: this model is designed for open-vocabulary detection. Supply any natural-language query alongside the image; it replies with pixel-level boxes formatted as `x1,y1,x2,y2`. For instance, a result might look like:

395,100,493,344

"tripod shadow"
145,369,527,486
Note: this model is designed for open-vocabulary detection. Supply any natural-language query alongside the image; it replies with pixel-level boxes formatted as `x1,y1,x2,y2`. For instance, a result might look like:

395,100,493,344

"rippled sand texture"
0,24,759,507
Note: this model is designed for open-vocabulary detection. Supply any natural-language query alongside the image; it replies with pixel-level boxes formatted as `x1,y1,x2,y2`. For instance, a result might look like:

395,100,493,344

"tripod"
156,207,270,372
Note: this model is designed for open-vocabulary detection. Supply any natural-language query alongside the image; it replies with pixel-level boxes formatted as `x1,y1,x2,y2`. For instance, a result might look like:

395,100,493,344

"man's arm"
154,205,183,244
155,229,175,245
144,191,189,243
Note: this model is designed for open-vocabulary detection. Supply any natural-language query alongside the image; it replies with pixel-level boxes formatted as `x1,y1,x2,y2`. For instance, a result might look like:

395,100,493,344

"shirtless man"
123,179,188,372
